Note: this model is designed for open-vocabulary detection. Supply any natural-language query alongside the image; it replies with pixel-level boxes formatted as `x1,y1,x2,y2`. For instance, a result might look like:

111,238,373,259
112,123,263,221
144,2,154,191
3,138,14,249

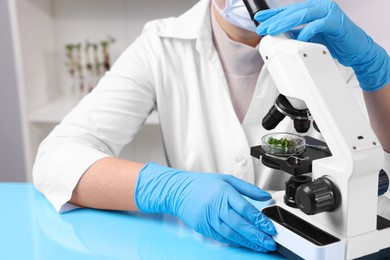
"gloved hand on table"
255,0,390,92
134,162,277,252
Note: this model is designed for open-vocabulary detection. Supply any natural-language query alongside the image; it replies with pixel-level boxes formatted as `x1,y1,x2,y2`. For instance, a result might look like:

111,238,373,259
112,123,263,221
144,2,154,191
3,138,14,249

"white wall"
0,0,28,181
336,0,390,52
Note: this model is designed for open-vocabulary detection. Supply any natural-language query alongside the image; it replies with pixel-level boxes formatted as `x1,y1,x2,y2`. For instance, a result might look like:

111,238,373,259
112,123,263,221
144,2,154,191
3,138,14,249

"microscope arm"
259,35,383,174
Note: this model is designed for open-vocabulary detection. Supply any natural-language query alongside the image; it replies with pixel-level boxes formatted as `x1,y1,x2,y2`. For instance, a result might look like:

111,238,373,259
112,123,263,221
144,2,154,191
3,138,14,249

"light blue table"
0,183,285,260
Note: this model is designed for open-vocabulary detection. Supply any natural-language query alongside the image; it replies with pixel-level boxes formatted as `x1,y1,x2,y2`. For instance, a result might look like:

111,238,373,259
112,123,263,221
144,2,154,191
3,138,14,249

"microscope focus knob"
295,177,341,215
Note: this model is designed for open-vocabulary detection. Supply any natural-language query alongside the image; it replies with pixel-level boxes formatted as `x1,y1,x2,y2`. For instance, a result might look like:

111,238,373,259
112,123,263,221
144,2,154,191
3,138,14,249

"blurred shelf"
28,96,159,125
28,96,75,124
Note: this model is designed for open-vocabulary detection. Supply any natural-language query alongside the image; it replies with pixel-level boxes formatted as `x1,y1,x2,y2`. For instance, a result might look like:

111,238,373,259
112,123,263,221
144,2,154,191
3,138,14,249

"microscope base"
262,205,345,259
262,192,390,259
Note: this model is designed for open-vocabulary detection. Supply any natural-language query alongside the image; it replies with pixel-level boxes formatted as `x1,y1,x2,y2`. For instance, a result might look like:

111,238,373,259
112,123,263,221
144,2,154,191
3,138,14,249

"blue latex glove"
255,0,390,92
134,162,277,252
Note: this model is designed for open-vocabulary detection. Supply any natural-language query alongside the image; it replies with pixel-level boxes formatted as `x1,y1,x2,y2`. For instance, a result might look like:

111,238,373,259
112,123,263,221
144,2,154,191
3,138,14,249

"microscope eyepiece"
242,0,270,26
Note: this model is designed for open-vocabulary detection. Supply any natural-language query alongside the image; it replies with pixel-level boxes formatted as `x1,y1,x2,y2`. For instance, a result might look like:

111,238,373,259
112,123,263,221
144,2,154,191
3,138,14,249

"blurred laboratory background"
1,0,389,182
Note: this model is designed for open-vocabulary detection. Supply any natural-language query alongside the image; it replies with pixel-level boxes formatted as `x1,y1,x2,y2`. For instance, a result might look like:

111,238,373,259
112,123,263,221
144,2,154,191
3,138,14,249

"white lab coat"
32,0,390,214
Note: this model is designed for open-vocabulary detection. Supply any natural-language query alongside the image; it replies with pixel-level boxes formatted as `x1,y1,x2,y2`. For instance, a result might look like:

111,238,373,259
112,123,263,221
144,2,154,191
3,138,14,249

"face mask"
212,0,257,32
265,0,304,9
212,0,304,32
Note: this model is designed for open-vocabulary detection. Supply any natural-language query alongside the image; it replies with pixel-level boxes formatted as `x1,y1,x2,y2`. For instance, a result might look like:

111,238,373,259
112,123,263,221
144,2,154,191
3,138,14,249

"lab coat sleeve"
33,29,161,212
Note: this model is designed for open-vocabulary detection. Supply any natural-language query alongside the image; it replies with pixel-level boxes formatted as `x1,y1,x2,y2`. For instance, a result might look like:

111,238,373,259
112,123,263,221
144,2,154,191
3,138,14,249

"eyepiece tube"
243,0,270,25
262,105,286,130
293,119,311,133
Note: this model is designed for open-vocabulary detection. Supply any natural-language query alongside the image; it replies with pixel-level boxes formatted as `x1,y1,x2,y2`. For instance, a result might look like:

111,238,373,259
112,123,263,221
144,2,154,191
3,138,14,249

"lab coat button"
237,158,247,167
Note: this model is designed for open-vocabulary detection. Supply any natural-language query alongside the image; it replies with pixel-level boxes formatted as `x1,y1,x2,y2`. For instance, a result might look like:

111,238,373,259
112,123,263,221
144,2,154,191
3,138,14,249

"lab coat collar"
157,0,215,60
157,0,211,40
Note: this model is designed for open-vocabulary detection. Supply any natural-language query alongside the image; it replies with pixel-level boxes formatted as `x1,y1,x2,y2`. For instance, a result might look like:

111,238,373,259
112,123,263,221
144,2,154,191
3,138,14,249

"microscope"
243,0,390,259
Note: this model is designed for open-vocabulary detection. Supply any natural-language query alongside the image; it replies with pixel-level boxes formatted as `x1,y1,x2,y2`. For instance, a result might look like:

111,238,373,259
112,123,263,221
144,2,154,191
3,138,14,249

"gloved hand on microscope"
255,0,390,92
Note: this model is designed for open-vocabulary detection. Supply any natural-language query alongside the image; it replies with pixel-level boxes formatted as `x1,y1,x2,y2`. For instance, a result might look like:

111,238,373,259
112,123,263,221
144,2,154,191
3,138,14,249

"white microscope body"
259,35,390,259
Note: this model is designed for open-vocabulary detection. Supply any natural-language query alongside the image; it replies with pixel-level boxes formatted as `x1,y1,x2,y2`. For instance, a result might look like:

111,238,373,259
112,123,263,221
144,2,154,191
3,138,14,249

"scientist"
33,0,390,253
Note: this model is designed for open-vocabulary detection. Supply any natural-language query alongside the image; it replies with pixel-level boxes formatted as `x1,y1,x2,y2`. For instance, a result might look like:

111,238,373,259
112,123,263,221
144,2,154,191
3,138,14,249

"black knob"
295,177,341,215
378,169,389,196
284,175,312,208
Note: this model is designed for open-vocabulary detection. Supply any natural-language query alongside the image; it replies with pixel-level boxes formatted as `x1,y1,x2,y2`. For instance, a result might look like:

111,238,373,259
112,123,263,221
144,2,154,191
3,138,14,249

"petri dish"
262,132,305,156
